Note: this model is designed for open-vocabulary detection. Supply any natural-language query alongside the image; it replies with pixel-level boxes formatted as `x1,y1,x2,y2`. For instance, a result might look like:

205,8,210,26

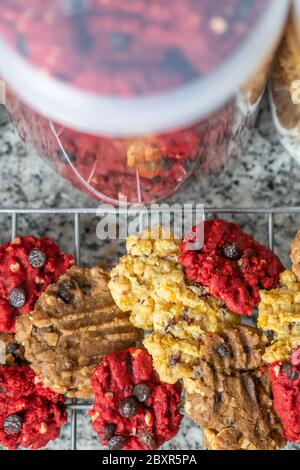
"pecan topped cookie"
16,266,141,398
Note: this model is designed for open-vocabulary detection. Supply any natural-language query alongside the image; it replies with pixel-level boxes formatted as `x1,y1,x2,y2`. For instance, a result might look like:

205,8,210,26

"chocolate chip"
216,344,232,359
108,435,126,450
4,414,22,434
169,353,181,368
119,397,139,418
223,243,242,260
28,248,46,268
80,282,92,295
58,279,76,304
6,342,19,355
103,423,116,441
8,288,26,308
137,430,157,450
282,362,299,382
133,384,151,403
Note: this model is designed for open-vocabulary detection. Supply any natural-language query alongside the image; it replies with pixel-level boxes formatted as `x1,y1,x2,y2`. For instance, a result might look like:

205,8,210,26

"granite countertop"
0,99,299,450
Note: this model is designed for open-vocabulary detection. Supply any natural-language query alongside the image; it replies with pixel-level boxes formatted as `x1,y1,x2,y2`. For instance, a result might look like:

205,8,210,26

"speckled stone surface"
0,99,300,450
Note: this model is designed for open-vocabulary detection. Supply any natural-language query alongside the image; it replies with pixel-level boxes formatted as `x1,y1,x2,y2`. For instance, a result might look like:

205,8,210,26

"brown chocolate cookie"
185,326,285,450
0,333,24,365
16,266,141,397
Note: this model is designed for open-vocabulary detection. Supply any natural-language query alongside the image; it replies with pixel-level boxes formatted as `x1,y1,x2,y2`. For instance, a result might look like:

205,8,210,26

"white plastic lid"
0,0,290,136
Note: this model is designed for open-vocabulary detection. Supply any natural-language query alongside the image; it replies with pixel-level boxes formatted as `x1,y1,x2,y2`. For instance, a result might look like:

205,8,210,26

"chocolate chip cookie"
16,266,141,398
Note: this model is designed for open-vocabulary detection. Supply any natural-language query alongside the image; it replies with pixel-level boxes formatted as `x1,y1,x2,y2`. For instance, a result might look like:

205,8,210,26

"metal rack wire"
2,205,300,450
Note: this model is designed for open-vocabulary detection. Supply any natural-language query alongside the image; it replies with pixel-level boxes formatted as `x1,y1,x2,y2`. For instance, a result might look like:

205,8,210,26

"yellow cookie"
258,270,300,362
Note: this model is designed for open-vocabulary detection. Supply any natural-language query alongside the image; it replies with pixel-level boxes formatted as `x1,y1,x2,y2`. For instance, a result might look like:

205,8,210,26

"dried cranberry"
170,354,181,368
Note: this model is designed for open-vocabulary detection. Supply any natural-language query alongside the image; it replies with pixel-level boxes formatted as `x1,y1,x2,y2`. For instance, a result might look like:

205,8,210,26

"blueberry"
4,414,22,434
8,288,26,308
133,384,151,403
29,248,47,268
119,397,139,418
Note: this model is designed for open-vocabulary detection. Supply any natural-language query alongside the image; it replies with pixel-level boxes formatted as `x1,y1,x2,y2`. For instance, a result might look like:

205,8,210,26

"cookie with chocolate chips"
16,266,141,398
0,235,74,332
184,326,286,450
0,365,66,450
90,347,182,450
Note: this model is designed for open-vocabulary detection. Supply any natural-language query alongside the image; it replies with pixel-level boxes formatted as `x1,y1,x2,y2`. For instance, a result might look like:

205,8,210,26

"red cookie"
270,358,300,443
0,365,67,450
179,219,284,315
90,347,182,450
0,236,74,332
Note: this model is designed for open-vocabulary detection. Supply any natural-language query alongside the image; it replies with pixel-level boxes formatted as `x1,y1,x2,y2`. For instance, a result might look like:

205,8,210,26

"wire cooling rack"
1,205,300,450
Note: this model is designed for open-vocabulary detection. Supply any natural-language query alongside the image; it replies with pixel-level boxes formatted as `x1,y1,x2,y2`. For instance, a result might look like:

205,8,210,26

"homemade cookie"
90,347,182,450
0,236,74,332
16,266,141,398
270,358,300,443
0,333,24,365
184,326,285,450
0,365,67,450
257,270,300,363
179,219,284,315
109,226,181,328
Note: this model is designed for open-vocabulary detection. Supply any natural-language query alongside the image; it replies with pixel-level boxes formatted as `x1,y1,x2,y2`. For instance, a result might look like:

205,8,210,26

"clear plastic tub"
0,1,290,205
270,1,300,162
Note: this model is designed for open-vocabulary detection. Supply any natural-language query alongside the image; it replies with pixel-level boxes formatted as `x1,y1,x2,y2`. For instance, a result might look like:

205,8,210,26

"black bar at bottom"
0,450,296,467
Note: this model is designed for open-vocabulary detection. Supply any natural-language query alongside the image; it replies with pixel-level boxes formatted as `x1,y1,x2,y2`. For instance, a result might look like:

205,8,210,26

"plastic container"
270,1,300,162
0,1,290,205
